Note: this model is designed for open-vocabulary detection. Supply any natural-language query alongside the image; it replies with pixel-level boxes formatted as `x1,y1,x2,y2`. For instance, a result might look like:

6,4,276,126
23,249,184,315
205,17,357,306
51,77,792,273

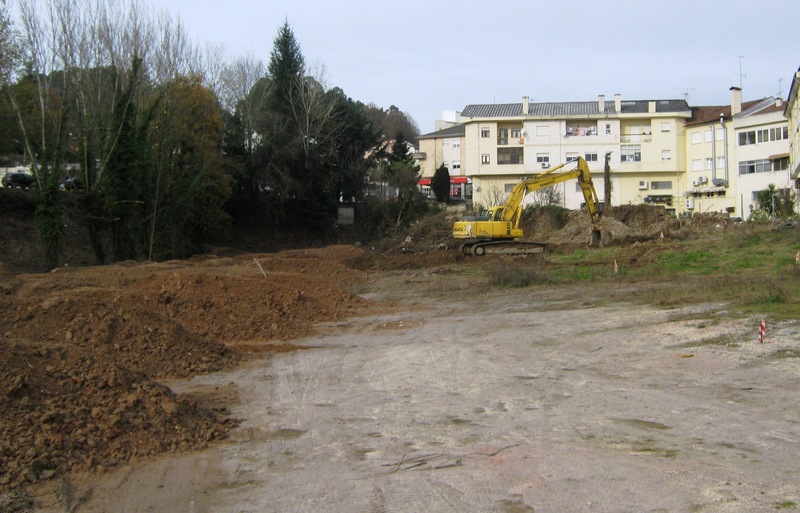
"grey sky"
153,0,799,133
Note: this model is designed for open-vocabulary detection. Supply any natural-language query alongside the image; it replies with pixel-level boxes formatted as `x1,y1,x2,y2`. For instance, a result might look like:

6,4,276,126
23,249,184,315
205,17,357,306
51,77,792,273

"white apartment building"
785,67,800,201
455,95,691,214
421,81,796,218
684,88,790,217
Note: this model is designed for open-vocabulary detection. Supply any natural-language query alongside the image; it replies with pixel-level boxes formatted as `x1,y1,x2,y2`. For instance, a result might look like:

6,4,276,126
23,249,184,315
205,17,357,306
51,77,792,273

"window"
535,125,549,136
566,152,579,162
705,158,713,170
770,126,789,141
584,152,598,162
511,128,521,139
481,128,490,138
743,126,791,143
605,124,611,135
716,156,726,169
498,128,508,145
481,153,490,164
536,153,550,166
692,159,702,171
716,128,724,141
773,157,789,170
661,123,671,133
497,147,523,165
453,140,460,148
452,161,461,170
620,144,641,162
443,141,449,147
704,130,712,143
739,161,755,174
738,131,756,145
738,159,772,174
651,181,672,190
661,150,671,161
691,132,702,144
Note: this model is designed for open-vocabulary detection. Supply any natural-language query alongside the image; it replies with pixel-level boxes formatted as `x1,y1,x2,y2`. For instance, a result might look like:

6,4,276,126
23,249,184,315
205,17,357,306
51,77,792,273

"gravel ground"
29,275,800,513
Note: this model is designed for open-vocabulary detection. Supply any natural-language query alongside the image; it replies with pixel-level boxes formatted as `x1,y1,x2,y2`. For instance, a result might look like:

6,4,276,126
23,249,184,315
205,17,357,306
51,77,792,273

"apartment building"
786,67,800,195
684,88,790,216
416,123,470,200
421,79,796,217
453,95,692,214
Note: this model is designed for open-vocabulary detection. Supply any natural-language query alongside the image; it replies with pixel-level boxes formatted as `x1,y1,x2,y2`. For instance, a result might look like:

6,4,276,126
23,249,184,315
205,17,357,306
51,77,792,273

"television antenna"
735,55,747,89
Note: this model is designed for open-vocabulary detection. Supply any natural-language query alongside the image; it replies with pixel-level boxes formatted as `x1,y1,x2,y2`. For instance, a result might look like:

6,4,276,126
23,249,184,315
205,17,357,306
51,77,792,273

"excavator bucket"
589,229,603,248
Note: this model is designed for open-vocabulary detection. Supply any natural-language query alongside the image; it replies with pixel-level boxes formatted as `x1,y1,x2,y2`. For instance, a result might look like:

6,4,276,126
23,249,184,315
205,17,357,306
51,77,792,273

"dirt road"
30,275,800,513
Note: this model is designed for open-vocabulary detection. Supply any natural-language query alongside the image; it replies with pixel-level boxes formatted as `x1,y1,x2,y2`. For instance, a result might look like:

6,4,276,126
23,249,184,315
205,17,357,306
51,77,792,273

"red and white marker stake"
757,319,767,344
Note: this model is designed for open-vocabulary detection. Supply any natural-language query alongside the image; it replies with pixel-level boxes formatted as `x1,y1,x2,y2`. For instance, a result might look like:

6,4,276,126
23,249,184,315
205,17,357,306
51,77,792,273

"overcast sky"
151,0,799,133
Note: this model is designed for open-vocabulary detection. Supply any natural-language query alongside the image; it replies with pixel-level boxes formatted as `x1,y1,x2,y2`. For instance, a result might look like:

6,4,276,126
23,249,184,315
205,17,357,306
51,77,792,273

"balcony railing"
620,134,652,143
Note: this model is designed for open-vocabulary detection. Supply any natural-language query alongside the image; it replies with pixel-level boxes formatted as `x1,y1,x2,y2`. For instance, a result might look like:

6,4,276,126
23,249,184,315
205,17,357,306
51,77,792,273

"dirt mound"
0,245,371,491
544,204,680,245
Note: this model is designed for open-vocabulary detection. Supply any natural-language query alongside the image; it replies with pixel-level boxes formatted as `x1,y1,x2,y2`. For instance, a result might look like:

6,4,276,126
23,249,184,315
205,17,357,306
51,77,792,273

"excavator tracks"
460,240,548,256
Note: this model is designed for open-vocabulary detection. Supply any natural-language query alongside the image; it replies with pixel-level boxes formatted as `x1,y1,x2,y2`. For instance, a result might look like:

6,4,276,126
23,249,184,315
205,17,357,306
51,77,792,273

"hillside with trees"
0,0,422,269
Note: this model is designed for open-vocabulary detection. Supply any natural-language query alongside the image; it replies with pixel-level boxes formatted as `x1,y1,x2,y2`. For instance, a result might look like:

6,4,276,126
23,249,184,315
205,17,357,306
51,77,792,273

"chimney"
730,86,742,116
598,95,605,113
775,98,783,108
614,93,622,112
648,101,656,113
522,96,529,115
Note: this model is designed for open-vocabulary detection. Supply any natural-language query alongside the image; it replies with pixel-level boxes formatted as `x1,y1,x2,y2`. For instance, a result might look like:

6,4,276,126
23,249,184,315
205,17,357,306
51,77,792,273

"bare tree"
479,182,509,210
222,52,268,153
529,185,563,206
0,0,19,87
201,41,228,101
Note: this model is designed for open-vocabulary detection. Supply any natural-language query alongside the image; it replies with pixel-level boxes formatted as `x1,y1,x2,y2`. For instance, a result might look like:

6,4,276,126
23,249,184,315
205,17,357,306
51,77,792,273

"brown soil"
0,203,741,497
0,245,371,491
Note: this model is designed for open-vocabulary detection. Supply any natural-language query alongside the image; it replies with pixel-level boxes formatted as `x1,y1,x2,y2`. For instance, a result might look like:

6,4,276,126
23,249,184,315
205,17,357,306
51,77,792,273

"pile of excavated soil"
544,204,681,246
0,245,371,491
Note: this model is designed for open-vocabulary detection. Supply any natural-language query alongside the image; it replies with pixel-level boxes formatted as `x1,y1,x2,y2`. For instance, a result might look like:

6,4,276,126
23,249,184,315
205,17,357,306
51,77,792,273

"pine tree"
431,164,450,203
267,20,304,115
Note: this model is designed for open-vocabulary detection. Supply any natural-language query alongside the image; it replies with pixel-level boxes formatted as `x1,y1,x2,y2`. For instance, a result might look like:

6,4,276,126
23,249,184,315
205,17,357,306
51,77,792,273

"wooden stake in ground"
254,258,268,279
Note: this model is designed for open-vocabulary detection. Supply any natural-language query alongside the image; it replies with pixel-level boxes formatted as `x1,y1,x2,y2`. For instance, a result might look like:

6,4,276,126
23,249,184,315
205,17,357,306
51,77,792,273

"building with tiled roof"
427,81,796,218
684,87,790,215
416,124,469,201
456,94,692,213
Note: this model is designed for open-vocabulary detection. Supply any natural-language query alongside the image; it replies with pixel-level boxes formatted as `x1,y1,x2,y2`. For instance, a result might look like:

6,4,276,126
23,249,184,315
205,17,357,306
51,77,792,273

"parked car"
60,176,84,190
2,172,34,188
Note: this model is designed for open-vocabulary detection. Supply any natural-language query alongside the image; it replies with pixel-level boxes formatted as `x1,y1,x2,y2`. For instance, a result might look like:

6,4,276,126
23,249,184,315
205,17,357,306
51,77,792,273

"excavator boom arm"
453,156,605,250
500,157,602,230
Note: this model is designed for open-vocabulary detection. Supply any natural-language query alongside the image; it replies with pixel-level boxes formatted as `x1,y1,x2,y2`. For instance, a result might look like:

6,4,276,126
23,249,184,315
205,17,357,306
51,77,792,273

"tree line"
0,0,423,268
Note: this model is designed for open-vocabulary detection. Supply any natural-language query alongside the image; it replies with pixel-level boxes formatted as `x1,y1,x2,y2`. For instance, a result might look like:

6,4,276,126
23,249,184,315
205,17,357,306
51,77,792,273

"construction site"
1,200,800,513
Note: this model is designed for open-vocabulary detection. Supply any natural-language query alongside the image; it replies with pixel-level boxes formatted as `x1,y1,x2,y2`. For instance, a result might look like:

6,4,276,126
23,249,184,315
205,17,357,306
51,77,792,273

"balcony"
565,126,598,137
620,134,652,143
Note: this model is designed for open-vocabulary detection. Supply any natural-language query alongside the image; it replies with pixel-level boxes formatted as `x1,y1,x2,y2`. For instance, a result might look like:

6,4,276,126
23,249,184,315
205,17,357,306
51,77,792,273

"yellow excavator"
453,156,604,255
